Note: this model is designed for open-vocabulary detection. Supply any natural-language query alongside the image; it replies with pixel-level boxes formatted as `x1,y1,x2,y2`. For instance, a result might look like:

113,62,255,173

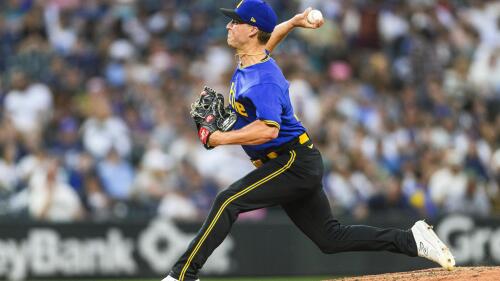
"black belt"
251,132,312,168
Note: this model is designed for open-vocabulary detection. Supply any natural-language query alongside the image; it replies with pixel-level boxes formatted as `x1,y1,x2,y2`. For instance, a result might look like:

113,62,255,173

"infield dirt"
327,266,500,281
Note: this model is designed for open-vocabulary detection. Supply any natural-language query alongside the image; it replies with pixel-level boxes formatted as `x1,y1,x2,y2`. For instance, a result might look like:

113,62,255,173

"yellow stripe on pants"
179,151,296,281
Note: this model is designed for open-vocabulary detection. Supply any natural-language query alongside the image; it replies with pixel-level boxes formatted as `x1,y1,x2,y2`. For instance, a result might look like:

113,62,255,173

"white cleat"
411,220,455,270
161,275,200,281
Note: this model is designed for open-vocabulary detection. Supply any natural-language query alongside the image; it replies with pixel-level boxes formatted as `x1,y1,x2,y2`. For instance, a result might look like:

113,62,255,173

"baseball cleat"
161,275,200,281
411,220,455,270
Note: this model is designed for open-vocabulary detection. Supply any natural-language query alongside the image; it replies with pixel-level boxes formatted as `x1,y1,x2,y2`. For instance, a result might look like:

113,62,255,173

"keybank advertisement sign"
1,215,500,280
0,219,233,281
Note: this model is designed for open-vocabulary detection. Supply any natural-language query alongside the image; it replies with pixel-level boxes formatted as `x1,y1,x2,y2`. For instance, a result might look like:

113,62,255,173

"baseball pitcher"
164,1,455,280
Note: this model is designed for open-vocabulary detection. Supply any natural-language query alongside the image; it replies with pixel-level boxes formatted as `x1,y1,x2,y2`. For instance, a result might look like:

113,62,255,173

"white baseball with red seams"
307,9,323,24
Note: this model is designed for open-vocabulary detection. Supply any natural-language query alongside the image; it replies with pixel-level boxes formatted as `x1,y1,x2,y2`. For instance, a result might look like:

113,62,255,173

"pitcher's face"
226,19,254,48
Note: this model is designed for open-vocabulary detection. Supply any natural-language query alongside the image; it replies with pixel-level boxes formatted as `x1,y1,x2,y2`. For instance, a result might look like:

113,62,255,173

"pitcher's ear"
249,26,259,37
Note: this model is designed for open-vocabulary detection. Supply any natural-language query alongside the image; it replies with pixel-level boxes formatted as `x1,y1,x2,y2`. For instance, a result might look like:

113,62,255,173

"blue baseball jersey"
228,56,306,159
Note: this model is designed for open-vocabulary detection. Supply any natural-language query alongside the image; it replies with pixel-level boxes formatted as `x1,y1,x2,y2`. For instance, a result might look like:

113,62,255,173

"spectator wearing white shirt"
428,150,468,207
157,160,204,221
28,158,83,222
288,69,321,131
4,71,53,136
81,94,131,159
16,134,49,186
158,191,198,221
44,3,77,54
131,147,175,205
324,156,358,212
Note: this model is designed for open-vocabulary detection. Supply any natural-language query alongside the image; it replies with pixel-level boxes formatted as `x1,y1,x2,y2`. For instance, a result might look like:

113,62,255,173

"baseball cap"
220,0,277,33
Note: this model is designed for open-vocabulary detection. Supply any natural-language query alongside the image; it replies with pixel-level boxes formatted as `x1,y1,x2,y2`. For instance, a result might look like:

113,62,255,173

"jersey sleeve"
246,83,282,129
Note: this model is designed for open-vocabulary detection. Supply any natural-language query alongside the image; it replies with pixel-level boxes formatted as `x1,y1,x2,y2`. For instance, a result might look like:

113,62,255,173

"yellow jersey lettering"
229,82,247,117
229,82,236,107
234,102,248,117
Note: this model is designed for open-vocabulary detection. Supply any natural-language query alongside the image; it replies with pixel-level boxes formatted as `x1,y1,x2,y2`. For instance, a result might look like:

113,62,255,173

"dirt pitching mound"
327,266,500,281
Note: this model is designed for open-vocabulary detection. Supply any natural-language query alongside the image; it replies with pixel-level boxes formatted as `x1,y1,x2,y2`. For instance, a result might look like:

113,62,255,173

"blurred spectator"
97,148,134,201
0,142,19,195
288,67,321,132
157,162,198,221
493,148,500,178
81,94,131,159
52,117,82,164
402,167,438,218
157,159,218,221
158,190,198,221
368,175,414,214
178,159,219,219
28,157,83,221
44,3,77,54
4,70,53,136
67,152,109,219
324,155,359,214
464,140,490,181
16,133,49,186
0,0,497,222
445,172,491,217
131,147,175,207
428,150,468,207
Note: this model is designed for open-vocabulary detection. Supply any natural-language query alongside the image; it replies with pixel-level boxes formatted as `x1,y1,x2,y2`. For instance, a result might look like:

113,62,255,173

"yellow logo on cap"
236,0,243,8
250,17,256,23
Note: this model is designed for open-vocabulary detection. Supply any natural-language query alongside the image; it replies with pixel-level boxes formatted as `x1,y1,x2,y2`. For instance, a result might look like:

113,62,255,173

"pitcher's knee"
214,190,233,206
213,189,243,213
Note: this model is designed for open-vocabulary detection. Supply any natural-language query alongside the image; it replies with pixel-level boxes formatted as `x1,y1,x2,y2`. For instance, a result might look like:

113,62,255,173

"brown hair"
257,30,271,44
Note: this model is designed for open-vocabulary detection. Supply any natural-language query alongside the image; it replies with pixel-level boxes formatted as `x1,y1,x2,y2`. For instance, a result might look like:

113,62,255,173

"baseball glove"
190,86,237,149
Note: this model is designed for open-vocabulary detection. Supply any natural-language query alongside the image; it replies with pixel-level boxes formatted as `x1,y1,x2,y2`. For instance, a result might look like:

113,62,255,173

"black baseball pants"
170,143,417,281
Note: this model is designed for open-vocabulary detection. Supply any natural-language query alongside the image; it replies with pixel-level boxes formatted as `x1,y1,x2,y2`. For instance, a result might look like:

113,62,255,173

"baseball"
307,9,323,24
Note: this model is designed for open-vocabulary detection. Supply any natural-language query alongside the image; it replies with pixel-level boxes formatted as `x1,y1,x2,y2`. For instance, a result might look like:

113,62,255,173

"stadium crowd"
0,0,499,222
